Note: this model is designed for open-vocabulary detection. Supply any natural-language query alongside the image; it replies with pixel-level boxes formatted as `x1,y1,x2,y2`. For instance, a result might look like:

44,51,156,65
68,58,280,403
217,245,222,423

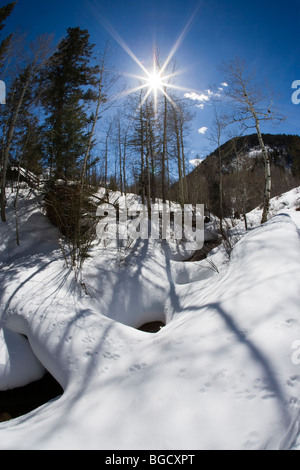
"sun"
94,7,200,113
146,69,164,92
133,58,174,112
124,52,181,114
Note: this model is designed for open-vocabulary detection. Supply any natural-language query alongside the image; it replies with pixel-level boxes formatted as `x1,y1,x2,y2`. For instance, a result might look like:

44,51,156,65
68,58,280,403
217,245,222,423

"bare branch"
219,57,286,223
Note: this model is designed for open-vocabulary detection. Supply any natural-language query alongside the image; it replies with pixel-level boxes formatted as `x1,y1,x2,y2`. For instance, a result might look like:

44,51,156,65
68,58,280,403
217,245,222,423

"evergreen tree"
14,115,44,174
0,2,16,69
41,27,99,180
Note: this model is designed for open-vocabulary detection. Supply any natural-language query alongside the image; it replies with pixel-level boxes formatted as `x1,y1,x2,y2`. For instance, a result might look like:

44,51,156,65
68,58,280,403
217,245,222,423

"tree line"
0,2,297,267
0,3,196,266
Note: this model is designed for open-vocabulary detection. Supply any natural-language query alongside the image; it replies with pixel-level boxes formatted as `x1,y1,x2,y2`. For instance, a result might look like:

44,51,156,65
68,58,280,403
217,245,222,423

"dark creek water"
138,321,165,333
0,372,63,422
0,322,165,423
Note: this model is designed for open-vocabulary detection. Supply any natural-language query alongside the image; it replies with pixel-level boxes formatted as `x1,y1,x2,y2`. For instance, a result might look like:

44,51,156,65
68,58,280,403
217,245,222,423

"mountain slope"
175,133,300,218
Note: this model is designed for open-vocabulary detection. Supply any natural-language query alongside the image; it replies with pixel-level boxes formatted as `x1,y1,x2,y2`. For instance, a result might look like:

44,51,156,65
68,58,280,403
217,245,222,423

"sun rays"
91,2,200,113
124,49,180,113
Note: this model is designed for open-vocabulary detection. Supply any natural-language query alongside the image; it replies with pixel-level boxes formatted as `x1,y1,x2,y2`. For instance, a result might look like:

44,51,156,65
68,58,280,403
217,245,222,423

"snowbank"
1,186,300,449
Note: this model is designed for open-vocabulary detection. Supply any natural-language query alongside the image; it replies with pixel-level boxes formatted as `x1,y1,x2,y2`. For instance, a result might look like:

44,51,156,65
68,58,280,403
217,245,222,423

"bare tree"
103,119,112,198
220,58,284,223
73,43,118,270
112,112,124,196
229,135,249,230
0,35,52,222
138,89,146,205
207,104,230,237
168,94,194,208
172,104,184,207
161,90,168,204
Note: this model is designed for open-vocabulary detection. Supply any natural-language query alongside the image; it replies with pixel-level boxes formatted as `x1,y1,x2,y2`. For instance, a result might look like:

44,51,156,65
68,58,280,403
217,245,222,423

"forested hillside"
176,133,300,221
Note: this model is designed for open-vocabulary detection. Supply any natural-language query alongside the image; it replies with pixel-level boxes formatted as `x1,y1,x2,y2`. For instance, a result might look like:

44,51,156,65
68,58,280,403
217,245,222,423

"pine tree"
0,2,16,69
41,27,99,180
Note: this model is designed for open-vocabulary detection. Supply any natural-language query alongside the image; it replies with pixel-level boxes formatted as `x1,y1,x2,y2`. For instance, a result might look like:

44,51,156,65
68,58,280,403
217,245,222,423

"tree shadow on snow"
180,300,292,434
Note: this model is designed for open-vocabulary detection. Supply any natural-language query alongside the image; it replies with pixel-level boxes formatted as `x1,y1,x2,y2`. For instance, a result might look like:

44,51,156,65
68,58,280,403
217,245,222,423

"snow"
1,185,300,449
189,158,202,167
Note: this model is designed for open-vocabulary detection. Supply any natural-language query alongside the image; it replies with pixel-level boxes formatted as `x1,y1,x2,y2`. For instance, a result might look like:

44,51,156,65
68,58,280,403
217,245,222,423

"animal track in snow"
102,351,120,360
129,363,148,372
287,375,300,388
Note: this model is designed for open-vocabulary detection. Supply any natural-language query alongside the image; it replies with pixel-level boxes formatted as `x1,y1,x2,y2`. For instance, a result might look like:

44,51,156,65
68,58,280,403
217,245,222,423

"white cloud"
184,85,225,108
184,91,210,102
198,126,208,135
221,82,228,87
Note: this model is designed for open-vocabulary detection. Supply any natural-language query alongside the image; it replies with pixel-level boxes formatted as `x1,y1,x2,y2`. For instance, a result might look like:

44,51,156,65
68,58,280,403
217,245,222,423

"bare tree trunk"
1,83,27,222
232,137,248,231
217,143,224,238
245,95,271,224
173,108,184,207
118,121,123,195
139,92,145,206
104,121,112,199
208,103,228,238
1,35,51,222
180,119,188,203
256,125,271,224
145,115,151,216
14,163,21,246
122,130,127,198
161,93,167,204
166,146,171,206
14,131,31,245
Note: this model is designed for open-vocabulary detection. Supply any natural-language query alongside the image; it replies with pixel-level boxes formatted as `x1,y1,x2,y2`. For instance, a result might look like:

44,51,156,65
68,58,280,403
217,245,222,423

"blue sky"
3,0,300,160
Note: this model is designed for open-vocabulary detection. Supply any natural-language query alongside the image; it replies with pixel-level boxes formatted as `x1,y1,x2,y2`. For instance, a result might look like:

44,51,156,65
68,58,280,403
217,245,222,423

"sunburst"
93,5,200,114
125,49,180,113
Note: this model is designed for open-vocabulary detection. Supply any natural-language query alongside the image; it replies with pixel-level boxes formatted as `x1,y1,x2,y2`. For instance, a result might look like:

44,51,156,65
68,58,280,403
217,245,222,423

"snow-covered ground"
1,184,300,450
